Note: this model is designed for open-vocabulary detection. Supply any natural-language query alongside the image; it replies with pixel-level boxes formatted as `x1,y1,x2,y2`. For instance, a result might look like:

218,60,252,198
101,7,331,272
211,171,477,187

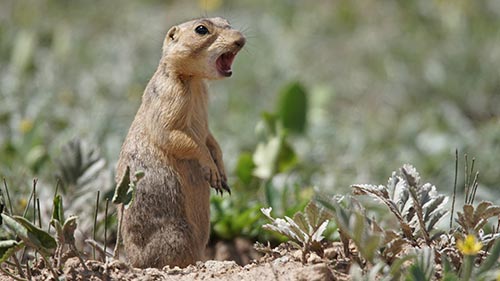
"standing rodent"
115,17,245,268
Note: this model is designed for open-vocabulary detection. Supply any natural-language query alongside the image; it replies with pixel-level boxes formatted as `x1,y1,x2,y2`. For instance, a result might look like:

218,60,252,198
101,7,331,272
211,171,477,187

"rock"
203,260,239,273
295,263,334,281
307,252,323,264
272,255,290,265
291,250,303,261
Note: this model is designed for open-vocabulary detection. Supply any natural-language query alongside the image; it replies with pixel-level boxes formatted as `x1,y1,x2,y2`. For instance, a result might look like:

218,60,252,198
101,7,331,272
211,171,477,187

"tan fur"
115,17,245,268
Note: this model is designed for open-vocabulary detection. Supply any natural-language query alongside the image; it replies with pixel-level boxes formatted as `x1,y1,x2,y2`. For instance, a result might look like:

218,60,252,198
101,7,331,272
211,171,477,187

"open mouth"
216,52,236,77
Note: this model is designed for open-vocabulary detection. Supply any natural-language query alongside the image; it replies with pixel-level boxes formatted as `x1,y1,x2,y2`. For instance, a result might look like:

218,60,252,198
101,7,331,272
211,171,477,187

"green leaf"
277,82,308,134
441,257,459,281
236,152,256,185
264,180,277,210
2,214,56,252
477,238,500,274
52,194,64,223
441,273,459,281
112,167,142,208
277,139,298,173
1,214,28,241
315,195,338,213
284,216,306,243
406,248,434,281
362,235,382,263
13,215,57,251
352,212,365,244
234,206,260,233
406,264,429,281
305,201,319,227
0,240,24,262
292,212,309,234
389,255,416,279
112,166,132,204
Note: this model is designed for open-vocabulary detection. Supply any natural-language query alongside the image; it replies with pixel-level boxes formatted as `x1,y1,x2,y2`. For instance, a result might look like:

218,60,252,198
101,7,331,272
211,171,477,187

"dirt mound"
1,243,350,280
60,258,343,281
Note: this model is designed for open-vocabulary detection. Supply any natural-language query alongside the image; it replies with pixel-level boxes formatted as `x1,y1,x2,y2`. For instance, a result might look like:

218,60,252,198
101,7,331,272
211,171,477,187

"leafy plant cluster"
1,137,111,249
261,162,500,280
261,201,331,263
0,191,90,280
210,81,317,242
0,140,115,279
0,163,144,280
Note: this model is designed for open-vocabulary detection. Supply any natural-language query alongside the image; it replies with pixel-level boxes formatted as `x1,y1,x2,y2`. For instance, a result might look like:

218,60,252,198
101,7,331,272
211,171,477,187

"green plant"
1,210,58,279
405,248,434,281
352,164,448,246
276,82,308,135
0,182,92,280
55,138,105,193
319,162,500,279
210,196,263,240
349,261,394,281
50,195,87,269
111,165,144,258
261,201,331,262
210,81,314,242
46,138,112,255
252,81,309,205
456,202,500,237
438,234,500,281
317,165,450,267
323,196,387,264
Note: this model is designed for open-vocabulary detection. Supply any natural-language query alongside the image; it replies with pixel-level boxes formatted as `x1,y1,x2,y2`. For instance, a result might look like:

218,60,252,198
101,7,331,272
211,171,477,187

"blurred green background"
1,0,500,241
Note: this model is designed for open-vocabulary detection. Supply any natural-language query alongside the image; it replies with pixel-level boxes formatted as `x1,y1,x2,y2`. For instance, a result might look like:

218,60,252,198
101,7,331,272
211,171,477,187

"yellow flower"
19,118,33,134
19,198,27,211
457,234,483,256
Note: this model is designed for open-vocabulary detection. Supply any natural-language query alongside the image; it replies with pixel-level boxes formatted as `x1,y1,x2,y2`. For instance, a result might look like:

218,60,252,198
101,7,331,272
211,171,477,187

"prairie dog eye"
195,25,209,35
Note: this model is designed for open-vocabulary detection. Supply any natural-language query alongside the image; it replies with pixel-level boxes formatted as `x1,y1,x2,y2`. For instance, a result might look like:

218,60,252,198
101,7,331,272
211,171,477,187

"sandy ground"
0,242,351,280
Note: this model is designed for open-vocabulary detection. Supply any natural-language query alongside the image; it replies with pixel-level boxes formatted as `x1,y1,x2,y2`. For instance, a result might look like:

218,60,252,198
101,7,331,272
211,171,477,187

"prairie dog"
115,17,245,268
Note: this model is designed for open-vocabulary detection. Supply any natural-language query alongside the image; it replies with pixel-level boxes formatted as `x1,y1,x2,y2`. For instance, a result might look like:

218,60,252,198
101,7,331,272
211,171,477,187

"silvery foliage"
261,201,331,260
352,164,448,243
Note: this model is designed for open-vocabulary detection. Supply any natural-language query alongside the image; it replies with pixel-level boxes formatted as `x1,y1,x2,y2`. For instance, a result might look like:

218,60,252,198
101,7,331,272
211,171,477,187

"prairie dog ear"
166,26,179,43
162,26,179,54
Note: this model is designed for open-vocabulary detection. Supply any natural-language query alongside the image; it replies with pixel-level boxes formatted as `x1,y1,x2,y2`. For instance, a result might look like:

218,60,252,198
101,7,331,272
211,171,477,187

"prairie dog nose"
234,36,246,48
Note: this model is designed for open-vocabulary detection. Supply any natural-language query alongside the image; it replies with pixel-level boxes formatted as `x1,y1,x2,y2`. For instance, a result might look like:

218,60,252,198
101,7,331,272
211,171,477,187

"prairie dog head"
162,17,246,80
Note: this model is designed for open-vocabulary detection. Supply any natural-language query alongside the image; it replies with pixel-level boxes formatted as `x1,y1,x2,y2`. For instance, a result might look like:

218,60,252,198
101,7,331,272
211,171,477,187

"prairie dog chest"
138,76,210,148
186,80,209,141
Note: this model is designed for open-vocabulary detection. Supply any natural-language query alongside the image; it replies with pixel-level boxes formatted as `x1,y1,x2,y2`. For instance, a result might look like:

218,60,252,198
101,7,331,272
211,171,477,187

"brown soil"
0,242,351,281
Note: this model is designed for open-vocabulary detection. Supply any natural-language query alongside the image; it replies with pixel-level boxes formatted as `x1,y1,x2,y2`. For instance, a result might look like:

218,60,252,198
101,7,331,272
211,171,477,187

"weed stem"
3,178,14,214
93,190,100,260
450,150,458,228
